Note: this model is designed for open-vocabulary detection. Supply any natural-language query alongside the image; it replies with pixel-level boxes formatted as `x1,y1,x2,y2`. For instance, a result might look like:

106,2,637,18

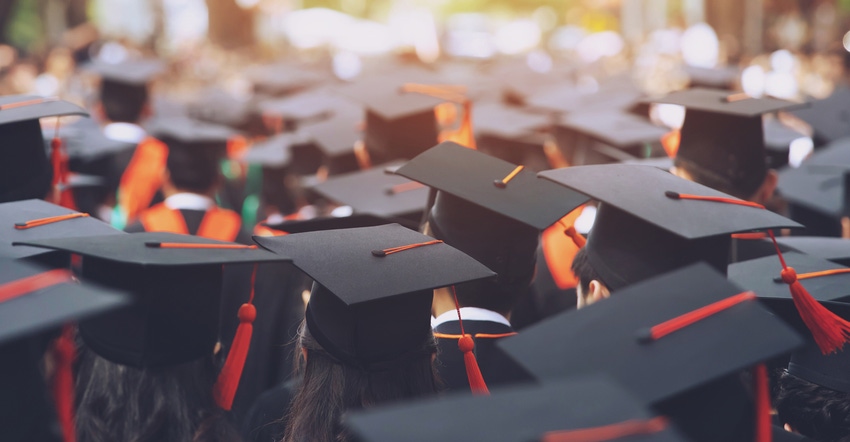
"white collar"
431,307,511,329
102,122,146,144
164,193,215,211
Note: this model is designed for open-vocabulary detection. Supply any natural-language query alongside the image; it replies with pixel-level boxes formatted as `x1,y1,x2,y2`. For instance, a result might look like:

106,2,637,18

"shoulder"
241,380,299,442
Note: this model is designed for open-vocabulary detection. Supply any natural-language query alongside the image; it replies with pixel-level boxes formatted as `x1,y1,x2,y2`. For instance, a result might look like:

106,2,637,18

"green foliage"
5,0,43,51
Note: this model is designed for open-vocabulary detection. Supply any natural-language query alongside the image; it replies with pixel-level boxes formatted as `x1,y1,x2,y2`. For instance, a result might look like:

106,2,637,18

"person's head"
426,192,539,316
163,140,223,197
98,80,150,124
285,320,440,442
74,346,239,442
570,247,610,309
775,371,850,442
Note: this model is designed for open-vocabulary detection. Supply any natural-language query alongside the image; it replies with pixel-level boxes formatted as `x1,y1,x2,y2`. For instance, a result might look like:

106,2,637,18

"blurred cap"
790,86,850,145
730,252,850,305
254,224,495,369
774,236,850,267
684,65,739,90
346,376,685,442
246,63,331,97
0,95,89,203
14,232,290,368
556,111,667,149
84,59,165,86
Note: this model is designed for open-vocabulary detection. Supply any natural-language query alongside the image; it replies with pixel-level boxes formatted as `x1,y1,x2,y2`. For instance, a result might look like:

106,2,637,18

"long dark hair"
283,321,440,442
74,346,241,442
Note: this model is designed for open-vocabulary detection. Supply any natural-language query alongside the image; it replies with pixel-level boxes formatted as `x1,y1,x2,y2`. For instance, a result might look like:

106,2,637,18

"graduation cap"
296,107,365,175
146,116,238,147
187,89,266,135
396,142,588,281
539,164,801,290
774,236,850,267
789,86,850,145
472,101,553,169
763,117,809,169
60,117,137,162
337,74,444,164
0,96,89,203
84,59,165,87
0,258,128,442
245,63,331,97
259,87,360,128
345,376,686,442
498,262,803,441
86,59,164,124
254,224,495,370
777,153,849,237
648,88,801,196
0,199,123,267
241,132,304,169
312,162,429,224
730,252,850,306
555,110,668,162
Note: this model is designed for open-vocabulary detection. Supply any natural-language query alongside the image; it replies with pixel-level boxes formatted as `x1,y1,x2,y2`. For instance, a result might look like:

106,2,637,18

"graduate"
17,231,290,441
242,224,495,442
394,141,588,393
535,164,799,307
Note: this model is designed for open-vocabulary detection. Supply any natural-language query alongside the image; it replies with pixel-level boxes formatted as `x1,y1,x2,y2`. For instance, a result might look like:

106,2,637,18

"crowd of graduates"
7,30,850,442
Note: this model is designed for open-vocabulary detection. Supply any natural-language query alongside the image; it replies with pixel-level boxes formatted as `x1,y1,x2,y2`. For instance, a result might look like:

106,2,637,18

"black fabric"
0,337,62,442
125,209,251,244
241,378,299,442
729,252,850,304
433,319,532,392
364,110,439,163
0,120,52,204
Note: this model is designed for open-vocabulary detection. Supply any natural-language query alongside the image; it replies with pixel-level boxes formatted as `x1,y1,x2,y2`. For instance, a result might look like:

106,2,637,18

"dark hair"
74,346,241,442
775,371,850,442
165,143,222,194
100,81,148,123
283,321,440,442
570,247,607,296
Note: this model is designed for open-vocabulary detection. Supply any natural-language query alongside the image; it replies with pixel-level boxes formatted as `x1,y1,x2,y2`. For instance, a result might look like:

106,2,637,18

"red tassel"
768,231,850,354
51,325,77,442
753,364,771,442
563,225,586,249
458,335,489,395
542,416,668,442
214,265,258,410
50,132,77,210
450,286,490,395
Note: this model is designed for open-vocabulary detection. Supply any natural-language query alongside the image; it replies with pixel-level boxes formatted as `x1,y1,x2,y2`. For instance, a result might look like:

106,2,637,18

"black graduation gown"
127,209,307,422
434,319,533,392
241,379,299,442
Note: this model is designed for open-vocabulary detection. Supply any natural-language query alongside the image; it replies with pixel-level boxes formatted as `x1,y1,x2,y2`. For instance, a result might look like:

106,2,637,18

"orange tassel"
542,416,668,442
51,325,77,442
753,363,771,442
768,231,850,355
214,264,258,410
451,286,490,395
563,225,586,249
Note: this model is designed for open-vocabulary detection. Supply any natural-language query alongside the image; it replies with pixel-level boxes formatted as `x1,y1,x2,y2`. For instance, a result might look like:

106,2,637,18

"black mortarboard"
396,142,588,282
186,89,266,135
776,162,846,237
556,110,667,152
146,116,237,148
539,164,801,290
259,87,360,128
14,232,290,368
61,117,137,162
763,117,808,169
774,236,850,267
263,214,394,235
296,107,365,175
649,88,801,196
730,252,850,305
499,263,802,441
246,63,331,97
87,60,164,124
148,116,237,187
241,132,301,169
0,199,122,267
84,59,165,87
526,82,644,115
0,95,89,203
346,376,686,442
790,86,850,145
472,101,552,169
338,75,443,164
255,224,494,369
312,162,428,223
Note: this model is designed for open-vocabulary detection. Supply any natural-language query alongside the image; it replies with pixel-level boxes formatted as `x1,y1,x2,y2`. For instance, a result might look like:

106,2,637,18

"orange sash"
139,203,242,242
117,137,169,223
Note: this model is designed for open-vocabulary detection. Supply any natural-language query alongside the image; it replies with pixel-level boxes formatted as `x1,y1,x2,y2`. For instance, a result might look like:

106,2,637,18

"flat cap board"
539,164,802,238
472,101,551,139
60,118,137,160
0,199,123,259
297,108,364,157
645,88,802,117
775,236,850,263
16,231,290,266
729,251,850,303
259,87,360,121
395,142,589,230
497,263,803,403
790,86,850,144
777,165,843,216
0,95,88,125
145,116,238,143
254,224,495,305
312,162,429,218
0,258,129,345
334,69,446,120
83,59,165,85
345,376,686,442
557,111,668,147
241,132,308,167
